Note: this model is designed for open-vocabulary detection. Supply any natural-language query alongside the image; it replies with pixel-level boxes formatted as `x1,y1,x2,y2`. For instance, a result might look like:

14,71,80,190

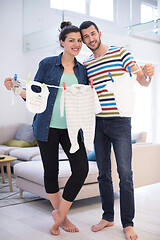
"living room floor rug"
0,173,42,208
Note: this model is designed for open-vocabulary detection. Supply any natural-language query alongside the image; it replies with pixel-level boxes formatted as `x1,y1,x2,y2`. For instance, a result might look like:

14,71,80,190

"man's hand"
141,64,154,78
137,63,154,87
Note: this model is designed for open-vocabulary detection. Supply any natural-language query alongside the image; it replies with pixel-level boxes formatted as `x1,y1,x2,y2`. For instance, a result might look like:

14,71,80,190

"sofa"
0,123,160,201
0,123,68,166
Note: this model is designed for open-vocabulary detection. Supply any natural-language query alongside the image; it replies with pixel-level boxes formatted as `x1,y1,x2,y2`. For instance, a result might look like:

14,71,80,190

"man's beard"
88,38,101,52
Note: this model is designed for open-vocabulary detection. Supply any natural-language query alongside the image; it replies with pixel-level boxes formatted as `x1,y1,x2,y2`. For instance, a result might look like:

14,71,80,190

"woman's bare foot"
61,218,79,232
50,226,60,236
50,210,62,235
51,210,79,233
123,226,138,240
91,219,114,232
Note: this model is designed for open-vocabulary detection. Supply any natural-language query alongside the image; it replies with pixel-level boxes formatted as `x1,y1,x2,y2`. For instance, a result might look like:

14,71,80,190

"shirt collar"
66,84,90,95
56,52,78,67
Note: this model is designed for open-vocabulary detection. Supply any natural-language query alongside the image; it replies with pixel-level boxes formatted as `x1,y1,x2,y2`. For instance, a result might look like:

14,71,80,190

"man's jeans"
94,117,134,228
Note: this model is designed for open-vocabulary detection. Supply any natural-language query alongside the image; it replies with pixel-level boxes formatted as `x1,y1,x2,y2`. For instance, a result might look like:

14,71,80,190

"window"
50,0,86,14
90,0,114,21
141,3,158,23
50,0,114,21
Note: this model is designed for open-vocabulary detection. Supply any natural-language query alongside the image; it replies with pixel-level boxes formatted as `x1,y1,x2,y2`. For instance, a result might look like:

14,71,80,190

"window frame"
50,0,116,23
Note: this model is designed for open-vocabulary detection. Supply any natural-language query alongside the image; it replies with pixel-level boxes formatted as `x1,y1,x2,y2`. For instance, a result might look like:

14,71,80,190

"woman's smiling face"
61,32,82,57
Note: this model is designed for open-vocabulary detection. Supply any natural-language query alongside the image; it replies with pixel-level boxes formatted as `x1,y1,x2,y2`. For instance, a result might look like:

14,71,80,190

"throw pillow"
88,140,136,161
87,150,96,161
15,123,35,144
4,139,37,147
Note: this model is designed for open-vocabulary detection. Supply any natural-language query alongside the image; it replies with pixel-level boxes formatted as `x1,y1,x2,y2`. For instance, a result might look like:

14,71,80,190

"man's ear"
99,31,102,38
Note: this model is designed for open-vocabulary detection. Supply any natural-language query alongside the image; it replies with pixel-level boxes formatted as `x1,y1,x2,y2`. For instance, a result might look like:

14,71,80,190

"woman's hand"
4,77,23,95
4,77,13,90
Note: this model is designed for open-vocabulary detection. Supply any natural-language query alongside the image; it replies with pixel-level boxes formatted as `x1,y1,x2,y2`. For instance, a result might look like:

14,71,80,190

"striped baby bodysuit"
60,84,101,153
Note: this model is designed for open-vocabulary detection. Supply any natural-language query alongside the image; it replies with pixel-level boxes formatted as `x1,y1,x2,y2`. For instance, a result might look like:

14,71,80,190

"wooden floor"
0,183,160,240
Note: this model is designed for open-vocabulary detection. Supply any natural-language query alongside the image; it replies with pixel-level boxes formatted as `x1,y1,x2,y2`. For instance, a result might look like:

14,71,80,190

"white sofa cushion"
59,148,68,160
14,160,98,189
132,132,147,143
31,147,68,161
9,146,40,161
0,145,20,155
31,155,41,161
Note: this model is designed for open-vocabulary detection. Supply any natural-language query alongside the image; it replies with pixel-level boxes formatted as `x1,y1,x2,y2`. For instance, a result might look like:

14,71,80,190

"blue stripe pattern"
101,103,117,106
123,56,134,67
95,84,107,90
87,59,122,71
88,64,123,75
108,46,120,51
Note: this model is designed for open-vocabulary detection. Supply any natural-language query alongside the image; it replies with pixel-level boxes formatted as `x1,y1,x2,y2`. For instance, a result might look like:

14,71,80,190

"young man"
80,21,154,240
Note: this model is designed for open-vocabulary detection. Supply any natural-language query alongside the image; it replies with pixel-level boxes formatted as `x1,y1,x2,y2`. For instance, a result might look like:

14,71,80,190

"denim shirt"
32,53,88,142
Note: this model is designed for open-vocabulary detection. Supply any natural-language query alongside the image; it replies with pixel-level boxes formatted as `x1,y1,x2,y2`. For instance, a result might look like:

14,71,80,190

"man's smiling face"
81,25,102,51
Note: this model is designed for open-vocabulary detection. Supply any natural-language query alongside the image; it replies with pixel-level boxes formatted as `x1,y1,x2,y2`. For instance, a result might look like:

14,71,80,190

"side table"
0,155,17,192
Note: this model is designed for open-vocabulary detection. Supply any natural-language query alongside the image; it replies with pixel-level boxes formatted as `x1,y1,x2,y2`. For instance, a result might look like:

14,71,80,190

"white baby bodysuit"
60,84,101,153
105,72,137,117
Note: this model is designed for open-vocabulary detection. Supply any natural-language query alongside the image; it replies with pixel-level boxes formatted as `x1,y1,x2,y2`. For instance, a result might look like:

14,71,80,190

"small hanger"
90,79,93,88
127,66,132,77
63,82,66,90
108,72,114,82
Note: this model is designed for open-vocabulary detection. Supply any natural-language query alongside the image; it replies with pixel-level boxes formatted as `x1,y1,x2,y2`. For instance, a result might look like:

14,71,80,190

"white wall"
0,0,160,142
0,0,27,125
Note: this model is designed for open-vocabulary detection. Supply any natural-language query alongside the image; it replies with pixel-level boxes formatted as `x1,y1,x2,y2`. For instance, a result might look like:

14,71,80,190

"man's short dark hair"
79,21,99,32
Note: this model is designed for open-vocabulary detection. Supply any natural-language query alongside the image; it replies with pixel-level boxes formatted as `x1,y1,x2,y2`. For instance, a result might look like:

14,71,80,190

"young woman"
4,21,89,235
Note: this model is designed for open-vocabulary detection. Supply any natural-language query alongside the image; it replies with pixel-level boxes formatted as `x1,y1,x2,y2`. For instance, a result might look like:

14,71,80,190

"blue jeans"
94,117,134,228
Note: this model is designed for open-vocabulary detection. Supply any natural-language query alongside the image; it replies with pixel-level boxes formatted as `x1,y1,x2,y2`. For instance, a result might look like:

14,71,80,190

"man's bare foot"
51,211,79,233
91,219,114,232
123,226,138,240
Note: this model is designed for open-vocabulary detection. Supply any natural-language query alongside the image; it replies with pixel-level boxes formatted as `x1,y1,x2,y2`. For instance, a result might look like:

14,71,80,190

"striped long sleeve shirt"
83,46,136,118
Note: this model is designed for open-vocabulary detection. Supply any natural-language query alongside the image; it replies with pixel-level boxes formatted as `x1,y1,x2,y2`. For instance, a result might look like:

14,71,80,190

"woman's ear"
60,40,64,47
